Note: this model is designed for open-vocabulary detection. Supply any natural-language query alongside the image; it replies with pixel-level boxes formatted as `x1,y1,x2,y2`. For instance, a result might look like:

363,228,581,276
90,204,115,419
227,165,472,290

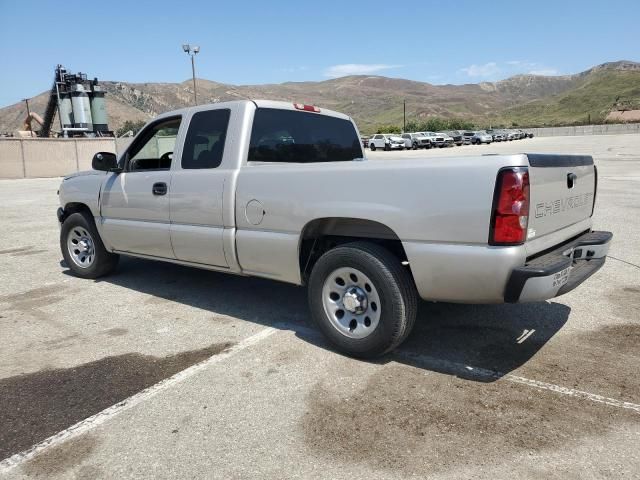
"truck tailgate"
526,154,596,242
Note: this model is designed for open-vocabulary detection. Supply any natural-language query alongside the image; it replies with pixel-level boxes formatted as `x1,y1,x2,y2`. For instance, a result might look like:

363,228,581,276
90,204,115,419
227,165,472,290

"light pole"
403,100,406,132
182,44,200,106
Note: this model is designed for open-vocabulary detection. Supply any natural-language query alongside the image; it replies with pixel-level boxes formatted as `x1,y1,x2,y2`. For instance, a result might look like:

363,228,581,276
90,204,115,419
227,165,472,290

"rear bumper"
504,230,612,303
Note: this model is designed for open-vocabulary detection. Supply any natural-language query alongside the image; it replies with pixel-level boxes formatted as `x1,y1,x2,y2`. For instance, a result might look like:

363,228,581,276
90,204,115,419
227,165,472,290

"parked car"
419,132,447,148
505,130,518,141
369,133,405,151
57,99,611,358
436,132,455,147
445,130,464,146
400,132,432,149
462,131,475,144
471,130,493,144
486,129,504,142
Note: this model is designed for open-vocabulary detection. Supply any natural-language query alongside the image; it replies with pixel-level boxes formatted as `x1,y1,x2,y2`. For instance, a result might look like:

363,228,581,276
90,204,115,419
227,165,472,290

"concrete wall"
0,138,133,179
529,123,640,137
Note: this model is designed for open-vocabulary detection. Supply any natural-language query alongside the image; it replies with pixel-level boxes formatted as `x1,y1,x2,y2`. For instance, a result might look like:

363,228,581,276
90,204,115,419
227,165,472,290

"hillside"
494,62,640,126
1,60,638,135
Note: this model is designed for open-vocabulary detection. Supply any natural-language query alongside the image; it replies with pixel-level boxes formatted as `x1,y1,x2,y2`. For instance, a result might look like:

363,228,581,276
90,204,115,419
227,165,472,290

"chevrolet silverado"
57,100,612,358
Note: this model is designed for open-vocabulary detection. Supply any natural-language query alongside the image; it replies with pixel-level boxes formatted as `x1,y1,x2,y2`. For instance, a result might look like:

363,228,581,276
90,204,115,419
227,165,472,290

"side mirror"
92,152,120,172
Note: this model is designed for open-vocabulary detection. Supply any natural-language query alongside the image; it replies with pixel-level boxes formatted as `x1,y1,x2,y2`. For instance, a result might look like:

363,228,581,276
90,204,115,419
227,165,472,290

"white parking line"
3,326,639,472
397,351,640,414
282,324,640,413
0,327,278,472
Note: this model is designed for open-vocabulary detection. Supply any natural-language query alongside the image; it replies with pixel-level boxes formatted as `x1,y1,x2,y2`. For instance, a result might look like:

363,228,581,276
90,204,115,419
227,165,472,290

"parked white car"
369,134,405,151
471,130,493,145
419,132,447,148
400,133,432,149
436,132,455,147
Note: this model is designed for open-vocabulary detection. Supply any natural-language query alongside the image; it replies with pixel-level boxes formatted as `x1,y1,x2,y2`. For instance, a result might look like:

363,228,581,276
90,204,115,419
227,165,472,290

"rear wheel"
308,242,418,358
61,212,119,279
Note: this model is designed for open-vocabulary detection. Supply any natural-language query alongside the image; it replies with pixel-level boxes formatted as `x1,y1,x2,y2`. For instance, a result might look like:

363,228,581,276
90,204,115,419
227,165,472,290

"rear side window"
182,109,231,169
248,108,362,163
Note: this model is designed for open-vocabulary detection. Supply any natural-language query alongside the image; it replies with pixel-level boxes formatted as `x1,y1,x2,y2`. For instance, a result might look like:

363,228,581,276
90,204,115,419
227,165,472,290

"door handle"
152,182,167,195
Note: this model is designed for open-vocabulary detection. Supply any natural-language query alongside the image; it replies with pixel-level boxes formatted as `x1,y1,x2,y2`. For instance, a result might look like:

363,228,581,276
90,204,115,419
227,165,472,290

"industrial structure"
21,65,113,138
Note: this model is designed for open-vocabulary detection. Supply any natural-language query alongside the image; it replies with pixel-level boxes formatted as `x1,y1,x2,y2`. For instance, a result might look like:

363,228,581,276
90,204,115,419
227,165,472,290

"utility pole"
403,100,406,132
22,98,34,137
182,44,200,106
23,98,31,118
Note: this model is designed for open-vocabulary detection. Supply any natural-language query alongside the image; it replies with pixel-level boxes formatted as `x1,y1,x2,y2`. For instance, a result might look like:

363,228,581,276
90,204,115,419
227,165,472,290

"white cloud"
324,63,402,78
528,68,559,76
459,62,501,78
459,61,560,79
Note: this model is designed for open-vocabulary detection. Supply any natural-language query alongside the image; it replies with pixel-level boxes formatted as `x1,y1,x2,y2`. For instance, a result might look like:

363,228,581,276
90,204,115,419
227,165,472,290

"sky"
0,0,638,107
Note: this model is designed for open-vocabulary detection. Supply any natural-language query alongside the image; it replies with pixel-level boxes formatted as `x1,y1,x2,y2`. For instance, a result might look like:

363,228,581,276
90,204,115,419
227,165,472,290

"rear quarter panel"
234,154,529,285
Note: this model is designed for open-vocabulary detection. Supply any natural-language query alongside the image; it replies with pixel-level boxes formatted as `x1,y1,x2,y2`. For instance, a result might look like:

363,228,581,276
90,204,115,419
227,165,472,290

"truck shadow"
84,257,570,383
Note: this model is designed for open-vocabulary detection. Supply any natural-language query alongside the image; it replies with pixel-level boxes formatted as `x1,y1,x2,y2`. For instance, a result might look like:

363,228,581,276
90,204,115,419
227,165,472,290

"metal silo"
70,84,93,130
58,92,73,128
89,83,109,132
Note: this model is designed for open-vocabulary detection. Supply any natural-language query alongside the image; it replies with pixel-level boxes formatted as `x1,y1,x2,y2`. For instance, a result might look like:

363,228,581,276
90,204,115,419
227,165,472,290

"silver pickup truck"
57,100,612,358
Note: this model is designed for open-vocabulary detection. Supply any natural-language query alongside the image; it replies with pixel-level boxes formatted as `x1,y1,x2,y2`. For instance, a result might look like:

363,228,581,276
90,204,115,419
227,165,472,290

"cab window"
182,109,231,169
248,108,362,163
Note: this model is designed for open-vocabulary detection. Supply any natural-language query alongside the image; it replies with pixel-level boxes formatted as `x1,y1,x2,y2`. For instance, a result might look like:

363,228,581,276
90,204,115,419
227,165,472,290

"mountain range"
1,60,638,135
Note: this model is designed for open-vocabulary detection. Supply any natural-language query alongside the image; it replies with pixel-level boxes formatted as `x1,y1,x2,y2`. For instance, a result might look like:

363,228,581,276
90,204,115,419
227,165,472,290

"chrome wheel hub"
67,227,96,268
343,286,368,314
321,267,381,339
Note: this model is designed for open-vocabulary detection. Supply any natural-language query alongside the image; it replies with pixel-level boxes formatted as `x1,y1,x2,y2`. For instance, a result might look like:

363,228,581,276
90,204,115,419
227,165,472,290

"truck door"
168,108,231,267
99,116,181,258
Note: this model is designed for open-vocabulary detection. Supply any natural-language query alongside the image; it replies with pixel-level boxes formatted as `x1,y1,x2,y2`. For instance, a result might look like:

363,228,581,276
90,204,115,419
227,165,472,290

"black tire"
370,144,376,151
384,144,390,151
60,212,119,279
308,241,418,358
412,142,418,150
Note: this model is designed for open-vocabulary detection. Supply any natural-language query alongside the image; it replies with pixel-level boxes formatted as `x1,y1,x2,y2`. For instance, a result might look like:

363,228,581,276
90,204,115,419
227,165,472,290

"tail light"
489,168,530,245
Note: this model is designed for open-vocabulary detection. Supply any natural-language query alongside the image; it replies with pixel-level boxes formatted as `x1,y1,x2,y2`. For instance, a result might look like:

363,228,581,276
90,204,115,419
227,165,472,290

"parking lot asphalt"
0,134,639,479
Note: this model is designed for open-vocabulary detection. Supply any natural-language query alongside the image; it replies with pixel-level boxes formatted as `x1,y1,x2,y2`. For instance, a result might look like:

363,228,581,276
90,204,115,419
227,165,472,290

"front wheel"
370,144,376,151
60,212,119,279
308,242,418,358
